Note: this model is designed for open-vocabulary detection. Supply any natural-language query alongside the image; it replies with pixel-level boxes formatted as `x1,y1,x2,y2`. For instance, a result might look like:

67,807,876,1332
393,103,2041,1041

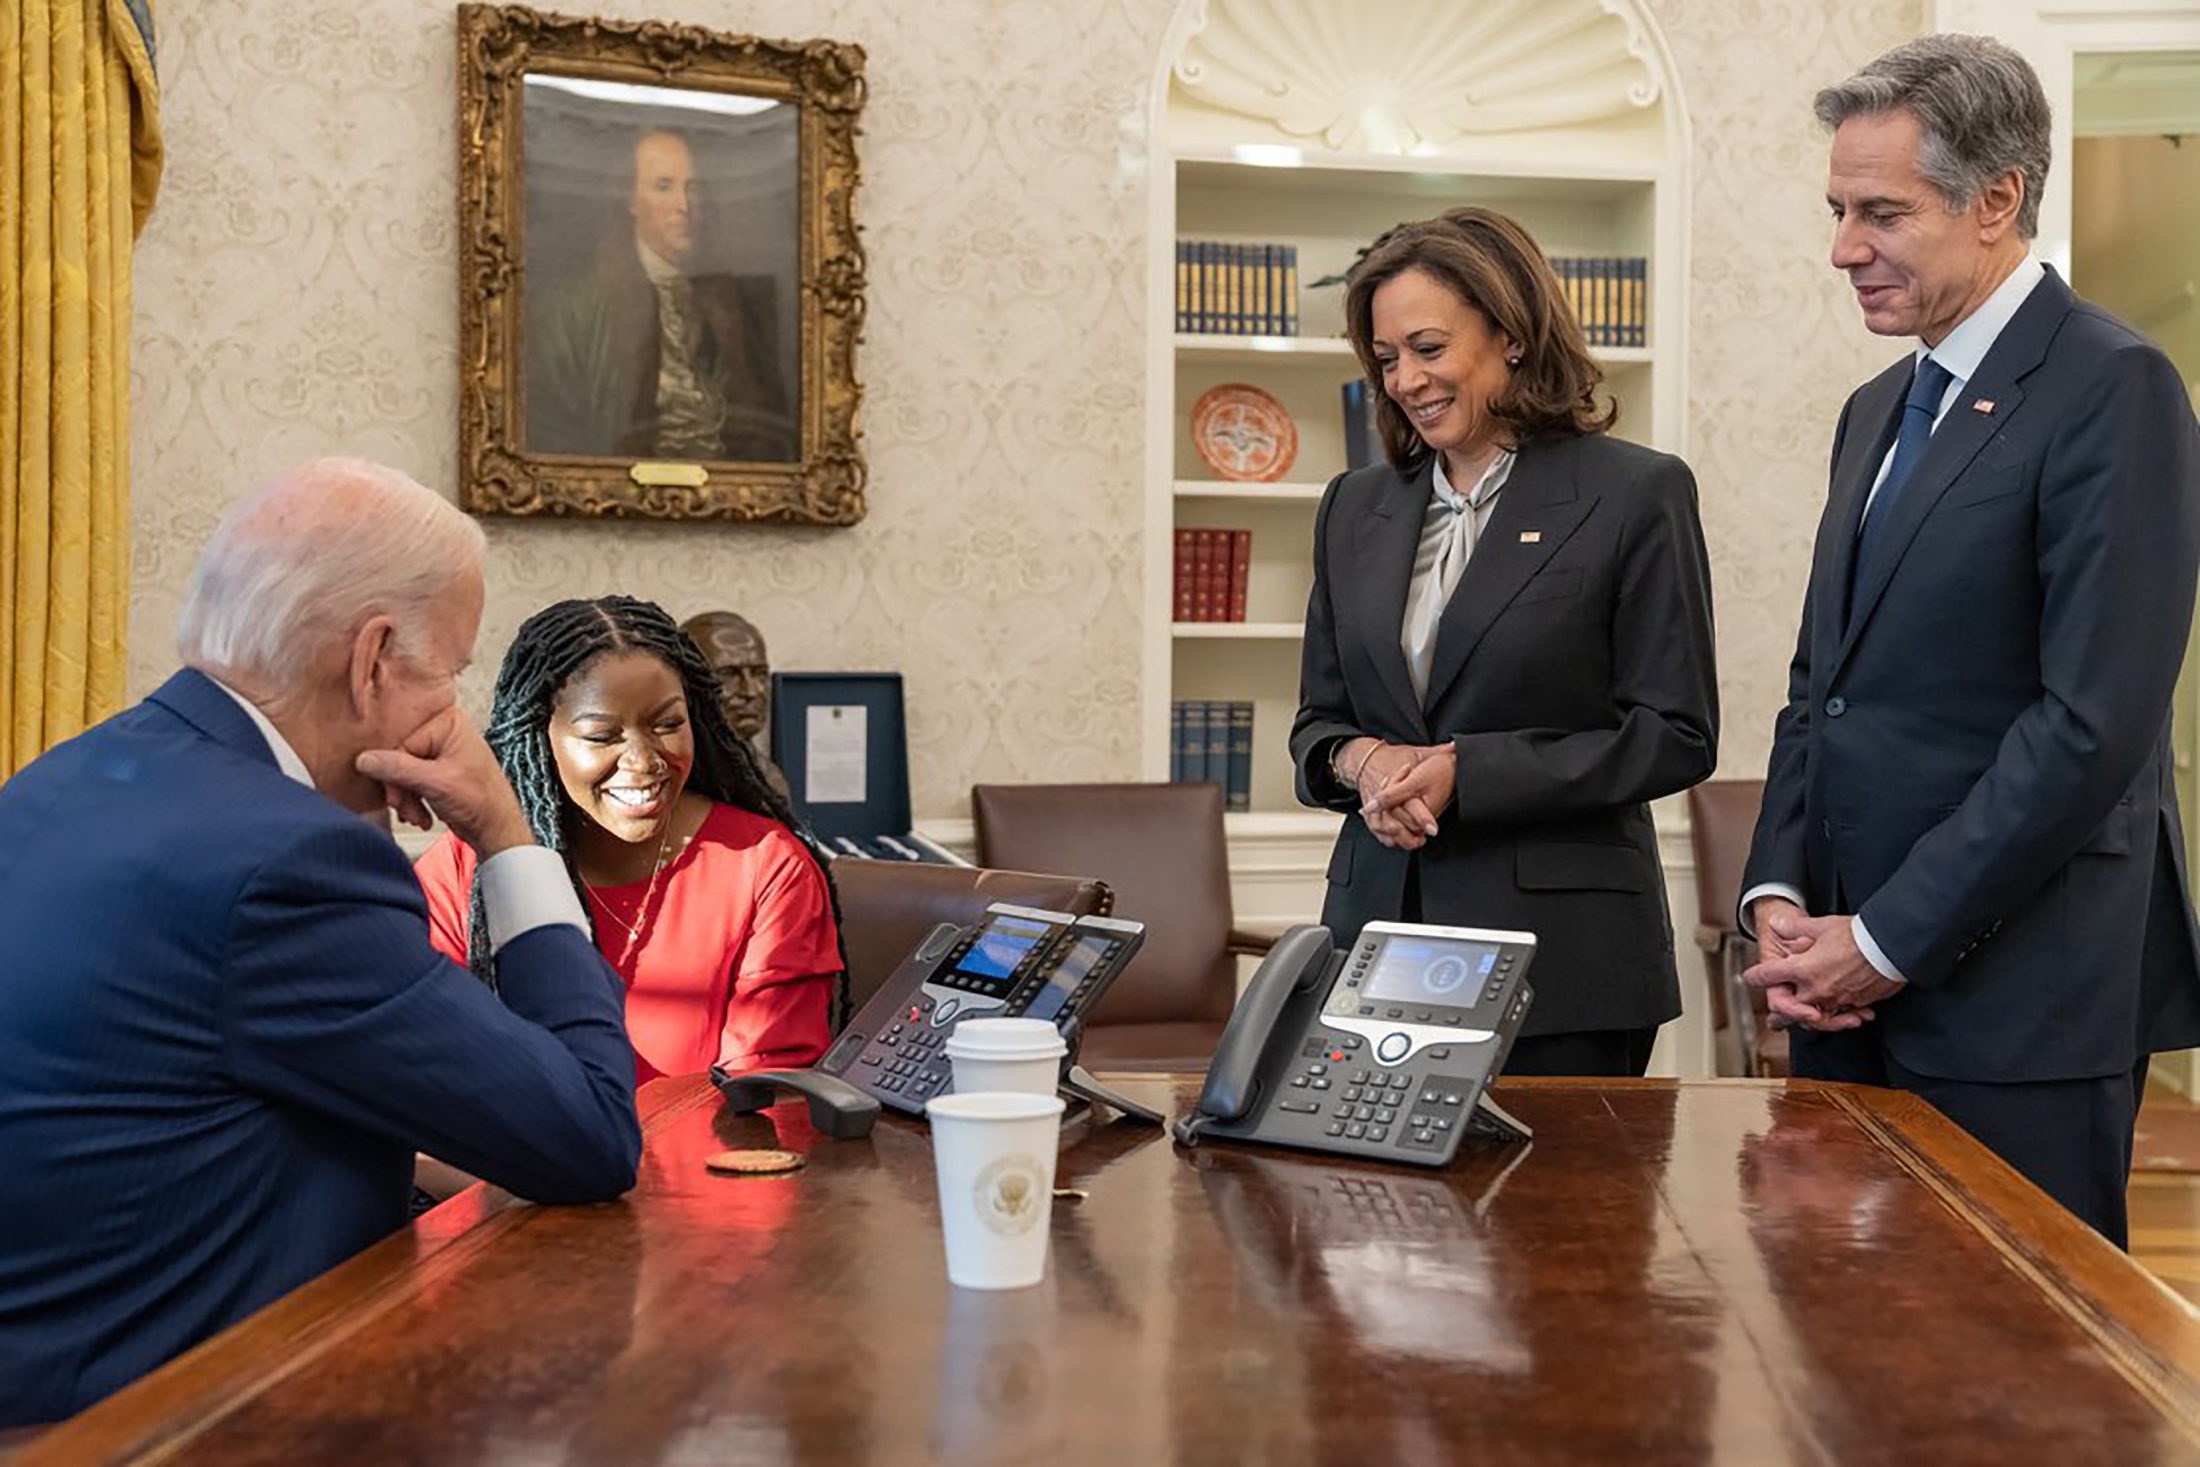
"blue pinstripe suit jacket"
0,669,641,1424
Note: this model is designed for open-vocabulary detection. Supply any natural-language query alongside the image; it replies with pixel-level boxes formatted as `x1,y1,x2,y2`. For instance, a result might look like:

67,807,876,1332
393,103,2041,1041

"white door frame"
1933,1,2200,271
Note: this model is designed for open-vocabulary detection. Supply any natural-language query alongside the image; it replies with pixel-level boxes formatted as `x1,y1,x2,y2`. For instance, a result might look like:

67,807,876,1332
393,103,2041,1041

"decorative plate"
1191,383,1299,482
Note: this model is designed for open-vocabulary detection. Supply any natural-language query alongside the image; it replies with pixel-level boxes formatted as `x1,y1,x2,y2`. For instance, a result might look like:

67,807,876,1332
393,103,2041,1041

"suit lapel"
1351,459,1436,737
1420,441,1596,713
1823,363,1908,630
1833,269,2071,678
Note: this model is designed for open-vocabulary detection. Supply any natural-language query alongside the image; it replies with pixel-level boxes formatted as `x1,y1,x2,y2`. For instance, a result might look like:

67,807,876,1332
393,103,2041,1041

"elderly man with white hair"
0,458,641,1426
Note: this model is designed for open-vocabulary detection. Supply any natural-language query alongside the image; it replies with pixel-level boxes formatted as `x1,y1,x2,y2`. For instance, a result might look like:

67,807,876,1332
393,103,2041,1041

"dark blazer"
528,231,795,462
1744,267,2200,1083
1290,432,1719,1037
0,670,643,1425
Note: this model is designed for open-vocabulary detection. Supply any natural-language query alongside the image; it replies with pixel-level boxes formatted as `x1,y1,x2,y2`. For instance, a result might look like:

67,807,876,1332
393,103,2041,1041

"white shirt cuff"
478,845,588,953
1737,882,1806,938
1849,915,1908,986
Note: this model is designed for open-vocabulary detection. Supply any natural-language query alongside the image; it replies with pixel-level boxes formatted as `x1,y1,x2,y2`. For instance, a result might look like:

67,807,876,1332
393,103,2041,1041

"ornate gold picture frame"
457,4,866,523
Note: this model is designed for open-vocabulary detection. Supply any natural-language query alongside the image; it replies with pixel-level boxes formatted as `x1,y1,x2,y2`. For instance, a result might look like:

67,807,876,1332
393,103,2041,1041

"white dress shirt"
208,676,586,953
1741,256,2047,984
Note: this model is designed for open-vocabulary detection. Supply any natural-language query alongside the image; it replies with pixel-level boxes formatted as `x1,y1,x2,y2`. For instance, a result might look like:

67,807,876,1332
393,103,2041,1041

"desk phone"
817,903,1147,1117
1174,921,1536,1167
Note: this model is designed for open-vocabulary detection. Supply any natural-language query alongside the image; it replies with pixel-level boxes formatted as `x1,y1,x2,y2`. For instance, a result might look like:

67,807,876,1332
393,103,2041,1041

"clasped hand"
1741,897,1904,1031
1351,741,1456,851
355,705,534,857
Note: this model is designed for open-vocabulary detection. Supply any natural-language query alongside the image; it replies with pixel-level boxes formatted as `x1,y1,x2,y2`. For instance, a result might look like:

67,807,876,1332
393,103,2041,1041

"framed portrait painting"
457,4,866,523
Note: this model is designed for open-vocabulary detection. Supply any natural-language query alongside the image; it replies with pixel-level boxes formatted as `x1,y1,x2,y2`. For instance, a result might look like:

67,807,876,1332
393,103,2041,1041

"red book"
1227,529,1250,622
1173,529,1197,623
1200,529,1228,621
1190,530,1212,622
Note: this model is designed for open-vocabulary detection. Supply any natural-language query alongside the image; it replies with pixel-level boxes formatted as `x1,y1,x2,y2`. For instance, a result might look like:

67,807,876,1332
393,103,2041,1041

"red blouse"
414,803,839,1082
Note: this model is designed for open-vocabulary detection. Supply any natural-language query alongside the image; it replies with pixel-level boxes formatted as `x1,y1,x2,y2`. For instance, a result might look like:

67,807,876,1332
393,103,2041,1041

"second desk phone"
1174,920,1537,1167
817,903,1147,1117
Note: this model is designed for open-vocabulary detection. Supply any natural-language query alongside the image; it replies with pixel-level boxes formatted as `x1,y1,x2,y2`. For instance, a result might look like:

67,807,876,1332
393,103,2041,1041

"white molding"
1173,0,1663,152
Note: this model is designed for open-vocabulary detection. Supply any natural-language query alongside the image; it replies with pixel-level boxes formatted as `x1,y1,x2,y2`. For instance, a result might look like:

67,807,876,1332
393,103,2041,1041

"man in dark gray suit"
1742,34,2200,1246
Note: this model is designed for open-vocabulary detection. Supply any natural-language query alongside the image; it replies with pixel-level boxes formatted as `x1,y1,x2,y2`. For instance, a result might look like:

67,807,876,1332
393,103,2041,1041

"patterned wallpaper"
126,0,1921,816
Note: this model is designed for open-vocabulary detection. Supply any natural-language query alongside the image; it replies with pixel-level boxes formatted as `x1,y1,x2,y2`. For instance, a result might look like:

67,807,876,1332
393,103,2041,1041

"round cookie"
704,1148,805,1176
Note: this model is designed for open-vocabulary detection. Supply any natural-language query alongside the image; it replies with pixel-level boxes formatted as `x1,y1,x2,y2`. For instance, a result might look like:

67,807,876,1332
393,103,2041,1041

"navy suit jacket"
0,670,641,1424
1289,432,1719,1036
1744,267,2200,1081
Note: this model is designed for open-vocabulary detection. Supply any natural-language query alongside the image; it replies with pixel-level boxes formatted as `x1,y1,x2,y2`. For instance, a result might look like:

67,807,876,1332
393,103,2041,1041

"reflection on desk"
20,1076,2200,1465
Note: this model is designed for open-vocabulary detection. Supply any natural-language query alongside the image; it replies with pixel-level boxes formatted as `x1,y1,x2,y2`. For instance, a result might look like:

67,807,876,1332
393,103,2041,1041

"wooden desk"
22,1076,2200,1465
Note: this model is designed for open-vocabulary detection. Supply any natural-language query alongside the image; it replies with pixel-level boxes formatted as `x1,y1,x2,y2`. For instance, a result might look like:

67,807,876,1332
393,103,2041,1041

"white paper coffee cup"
944,1016,1067,1098
925,1091,1065,1290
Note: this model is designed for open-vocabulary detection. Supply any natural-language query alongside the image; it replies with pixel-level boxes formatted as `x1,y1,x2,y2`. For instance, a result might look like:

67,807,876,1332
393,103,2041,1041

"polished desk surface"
22,1075,2200,1465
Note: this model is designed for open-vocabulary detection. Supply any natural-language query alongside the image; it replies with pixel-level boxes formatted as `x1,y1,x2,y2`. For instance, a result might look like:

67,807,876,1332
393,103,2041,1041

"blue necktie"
1853,355,1954,587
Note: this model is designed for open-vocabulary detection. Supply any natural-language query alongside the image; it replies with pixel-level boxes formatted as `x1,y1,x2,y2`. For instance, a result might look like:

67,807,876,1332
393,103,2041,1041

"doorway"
2069,50,2200,1091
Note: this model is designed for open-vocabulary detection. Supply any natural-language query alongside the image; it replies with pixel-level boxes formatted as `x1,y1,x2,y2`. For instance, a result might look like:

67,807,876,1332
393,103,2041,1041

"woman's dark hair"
1343,206,1615,471
462,595,847,1033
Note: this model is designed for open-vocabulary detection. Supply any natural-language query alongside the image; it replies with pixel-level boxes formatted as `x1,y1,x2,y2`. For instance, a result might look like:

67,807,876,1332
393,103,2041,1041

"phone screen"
952,915,1055,995
1020,935,1108,1024
1361,936,1499,1007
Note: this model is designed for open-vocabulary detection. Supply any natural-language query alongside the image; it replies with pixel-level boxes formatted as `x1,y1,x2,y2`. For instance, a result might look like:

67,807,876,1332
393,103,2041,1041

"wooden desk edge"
1499,1076,2200,1434
13,1079,711,1466
23,1075,2200,1461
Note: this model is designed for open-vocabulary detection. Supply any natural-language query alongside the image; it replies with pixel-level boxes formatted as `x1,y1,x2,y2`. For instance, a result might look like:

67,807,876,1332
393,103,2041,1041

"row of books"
1553,257,1647,348
1176,241,1300,337
1173,528,1251,622
1170,700,1254,812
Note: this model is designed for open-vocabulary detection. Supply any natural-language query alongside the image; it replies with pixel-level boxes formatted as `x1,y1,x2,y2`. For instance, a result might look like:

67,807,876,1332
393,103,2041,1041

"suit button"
1825,696,1847,717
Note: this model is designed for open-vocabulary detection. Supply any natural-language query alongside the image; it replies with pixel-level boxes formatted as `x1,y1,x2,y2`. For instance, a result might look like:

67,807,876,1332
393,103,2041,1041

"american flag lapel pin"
1520,531,1542,544
1972,398,1995,414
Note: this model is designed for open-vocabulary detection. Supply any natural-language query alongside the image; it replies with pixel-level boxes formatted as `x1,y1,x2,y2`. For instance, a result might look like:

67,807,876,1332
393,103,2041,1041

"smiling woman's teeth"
1413,399,1450,422
606,787,658,808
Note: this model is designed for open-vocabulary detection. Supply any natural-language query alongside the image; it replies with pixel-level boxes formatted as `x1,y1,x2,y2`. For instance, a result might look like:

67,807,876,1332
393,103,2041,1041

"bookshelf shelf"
1177,336,1654,369
1144,0,1687,825
1174,480,1328,501
1174,333,1356,364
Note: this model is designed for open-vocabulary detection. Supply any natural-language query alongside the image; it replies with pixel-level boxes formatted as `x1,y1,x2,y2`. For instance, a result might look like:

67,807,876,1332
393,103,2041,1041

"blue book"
1342,379,1378,470
1170,699,1189,783
1226,701,1253,812
1195,700,1222,787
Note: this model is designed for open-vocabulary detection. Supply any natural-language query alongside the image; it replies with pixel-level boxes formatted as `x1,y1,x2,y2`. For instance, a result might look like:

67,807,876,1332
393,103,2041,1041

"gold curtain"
1,0,161,776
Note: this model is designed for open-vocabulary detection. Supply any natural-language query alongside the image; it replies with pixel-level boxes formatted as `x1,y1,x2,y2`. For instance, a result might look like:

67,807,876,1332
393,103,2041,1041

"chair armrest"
1227,926,1281,957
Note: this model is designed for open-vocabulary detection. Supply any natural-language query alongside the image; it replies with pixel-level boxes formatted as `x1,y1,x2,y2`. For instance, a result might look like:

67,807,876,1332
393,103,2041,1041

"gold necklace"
582,813,677,965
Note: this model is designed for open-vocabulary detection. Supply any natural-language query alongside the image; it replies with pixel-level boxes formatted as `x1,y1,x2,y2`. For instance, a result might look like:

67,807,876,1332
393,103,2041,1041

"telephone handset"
1175,920,1537,1167
817,903,1148,1118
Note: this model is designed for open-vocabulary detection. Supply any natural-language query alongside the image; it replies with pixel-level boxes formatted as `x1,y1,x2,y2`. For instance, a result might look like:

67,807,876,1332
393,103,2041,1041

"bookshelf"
1144,0,1688,841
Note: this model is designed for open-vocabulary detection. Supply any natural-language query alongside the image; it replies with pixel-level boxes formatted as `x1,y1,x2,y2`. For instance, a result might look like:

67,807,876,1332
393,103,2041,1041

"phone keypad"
857,1011,949,1100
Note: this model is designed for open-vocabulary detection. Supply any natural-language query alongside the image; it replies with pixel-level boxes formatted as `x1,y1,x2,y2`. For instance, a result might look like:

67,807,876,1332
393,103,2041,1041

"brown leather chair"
1684,779,1787,1077
970,781,1275,1072
830,859,1113,1021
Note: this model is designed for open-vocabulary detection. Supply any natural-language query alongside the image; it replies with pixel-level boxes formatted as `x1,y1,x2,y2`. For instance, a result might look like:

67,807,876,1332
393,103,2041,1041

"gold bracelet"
1332,739,1371,788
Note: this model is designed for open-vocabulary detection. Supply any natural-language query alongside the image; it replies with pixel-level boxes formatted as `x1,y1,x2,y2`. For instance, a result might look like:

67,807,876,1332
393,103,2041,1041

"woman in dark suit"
1290,208,1717,1076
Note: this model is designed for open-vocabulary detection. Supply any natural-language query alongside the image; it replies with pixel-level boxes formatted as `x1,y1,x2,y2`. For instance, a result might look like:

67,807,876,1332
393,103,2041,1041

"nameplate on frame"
630,462,709,489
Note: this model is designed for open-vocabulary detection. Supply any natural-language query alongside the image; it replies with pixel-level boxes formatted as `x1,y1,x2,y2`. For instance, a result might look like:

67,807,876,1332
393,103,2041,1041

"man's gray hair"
175,458,485,692
1814,34,2051,240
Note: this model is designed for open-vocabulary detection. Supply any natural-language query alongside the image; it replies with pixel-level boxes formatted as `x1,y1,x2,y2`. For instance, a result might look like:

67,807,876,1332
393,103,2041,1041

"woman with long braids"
413,596,844,1082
